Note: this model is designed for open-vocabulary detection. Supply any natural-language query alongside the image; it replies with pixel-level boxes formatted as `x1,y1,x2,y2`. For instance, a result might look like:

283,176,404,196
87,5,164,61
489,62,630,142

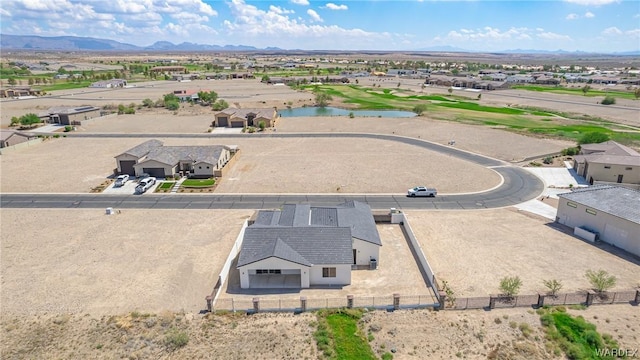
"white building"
556,186,640,257
237,201,382,289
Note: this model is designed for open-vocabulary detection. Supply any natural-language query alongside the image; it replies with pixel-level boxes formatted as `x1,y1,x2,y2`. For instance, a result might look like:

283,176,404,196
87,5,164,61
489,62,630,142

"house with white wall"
237,201,382,289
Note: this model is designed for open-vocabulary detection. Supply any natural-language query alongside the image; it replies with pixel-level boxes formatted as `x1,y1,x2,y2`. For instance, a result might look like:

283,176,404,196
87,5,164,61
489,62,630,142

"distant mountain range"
1,34,638,55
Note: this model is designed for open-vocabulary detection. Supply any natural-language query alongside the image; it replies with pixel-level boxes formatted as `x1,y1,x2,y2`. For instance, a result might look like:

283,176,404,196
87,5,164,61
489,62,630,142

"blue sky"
1,0,639,52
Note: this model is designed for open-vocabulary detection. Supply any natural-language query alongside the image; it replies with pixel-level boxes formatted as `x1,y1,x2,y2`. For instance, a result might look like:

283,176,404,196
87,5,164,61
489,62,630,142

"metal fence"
450,297,491,310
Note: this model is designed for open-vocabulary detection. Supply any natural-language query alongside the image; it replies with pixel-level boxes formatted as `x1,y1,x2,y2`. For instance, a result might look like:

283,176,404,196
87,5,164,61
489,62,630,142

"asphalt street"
0,133,544,210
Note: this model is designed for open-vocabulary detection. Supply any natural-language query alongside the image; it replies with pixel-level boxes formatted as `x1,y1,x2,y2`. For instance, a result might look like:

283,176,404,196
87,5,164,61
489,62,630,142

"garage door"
143,168,166,178
230,120,245,128
217,116,228,127
119,160,136,176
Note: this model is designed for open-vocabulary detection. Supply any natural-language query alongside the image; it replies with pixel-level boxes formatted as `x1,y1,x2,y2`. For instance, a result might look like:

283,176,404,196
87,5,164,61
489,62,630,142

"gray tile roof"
217,108,275,119
143,145,229,166
237,227,353,267
558,185,640,224
118,139,163,158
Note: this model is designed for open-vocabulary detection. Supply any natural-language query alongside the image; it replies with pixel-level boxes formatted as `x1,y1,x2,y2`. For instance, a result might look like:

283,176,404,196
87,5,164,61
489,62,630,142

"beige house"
0,130,36,148
573,141,640,189
556,186,640,258
238,201,382,289
115,139,233,178
39,106,102,126
213,108,277,128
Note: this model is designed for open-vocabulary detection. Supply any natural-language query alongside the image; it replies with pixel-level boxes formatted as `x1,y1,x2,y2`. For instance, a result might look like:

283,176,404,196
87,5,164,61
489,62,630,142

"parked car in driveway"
135,177,156,194
114,174,130,187
407,186,437,197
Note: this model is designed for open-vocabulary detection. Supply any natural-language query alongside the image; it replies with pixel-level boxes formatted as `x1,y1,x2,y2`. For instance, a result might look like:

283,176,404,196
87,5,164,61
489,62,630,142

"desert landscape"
2,49,639,360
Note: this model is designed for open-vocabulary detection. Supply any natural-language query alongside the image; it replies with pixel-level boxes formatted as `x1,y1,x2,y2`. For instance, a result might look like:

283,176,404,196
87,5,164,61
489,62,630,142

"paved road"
0,133,544,210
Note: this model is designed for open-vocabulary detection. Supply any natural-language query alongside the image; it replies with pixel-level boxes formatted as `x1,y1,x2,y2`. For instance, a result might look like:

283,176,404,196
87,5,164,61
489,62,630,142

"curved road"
0,132,544,210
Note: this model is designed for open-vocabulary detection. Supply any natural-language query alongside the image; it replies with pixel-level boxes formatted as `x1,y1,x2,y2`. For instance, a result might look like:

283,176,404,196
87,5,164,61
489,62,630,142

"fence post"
585,291,595,306
537,293,545,308
635,289,640,305
347,295,354,309
253,297,260,313
438,291,447,310
393,293,400,310
206,295,213,312
489,295,497,309
300,296,307,312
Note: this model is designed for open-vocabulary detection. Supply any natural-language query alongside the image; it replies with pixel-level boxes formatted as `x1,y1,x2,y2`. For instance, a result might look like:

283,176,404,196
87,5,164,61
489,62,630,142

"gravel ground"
0,209,252,316
407,208,640,297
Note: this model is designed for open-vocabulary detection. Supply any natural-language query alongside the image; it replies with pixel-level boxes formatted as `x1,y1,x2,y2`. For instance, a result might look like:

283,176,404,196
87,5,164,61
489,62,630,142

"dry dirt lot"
0,136,500,194
2,304,637,360
0,209,252,316
219,224,436,307
408,208,640,297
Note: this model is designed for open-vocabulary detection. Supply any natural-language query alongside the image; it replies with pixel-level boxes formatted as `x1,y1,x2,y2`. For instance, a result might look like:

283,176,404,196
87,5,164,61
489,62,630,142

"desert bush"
165,328,189,350
499,276,522,297
585,269,616,293
601,96,615,105
412,104,428,115
543,156,553,164
542,279,563,296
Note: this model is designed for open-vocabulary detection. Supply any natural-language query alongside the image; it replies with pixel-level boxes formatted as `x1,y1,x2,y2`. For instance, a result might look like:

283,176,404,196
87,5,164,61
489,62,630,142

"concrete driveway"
102,177,161,195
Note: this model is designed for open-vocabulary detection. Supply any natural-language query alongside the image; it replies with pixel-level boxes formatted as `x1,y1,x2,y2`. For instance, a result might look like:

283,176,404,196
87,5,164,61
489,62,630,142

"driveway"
102,177,161,195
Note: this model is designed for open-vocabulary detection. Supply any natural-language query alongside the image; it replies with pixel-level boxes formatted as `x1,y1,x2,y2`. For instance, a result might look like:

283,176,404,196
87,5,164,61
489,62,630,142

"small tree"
314,92,333,107
634,88,640,100
142,98,154,107
10,116,20,126
19,113,41,127
585,269,616,293
542,279,563,296
412,104,428,115
601,96,616,105
499,276,522,298
212,99,229,111
578,131,609,145
261,74,270,83
447,87,453,95
581,85,591,95
258,120,266,131
166,101,180,111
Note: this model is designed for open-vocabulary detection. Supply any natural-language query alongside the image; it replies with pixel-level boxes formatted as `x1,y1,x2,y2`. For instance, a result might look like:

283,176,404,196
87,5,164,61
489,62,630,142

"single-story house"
173,89,202,102
0,130,36,148
0,86,43,98
237,201,382,289
115,139,234,178
556,185,640,257
150,66,186,74
89,79,127,88
38,106,102,125
573,141,640,189
213,108,277,128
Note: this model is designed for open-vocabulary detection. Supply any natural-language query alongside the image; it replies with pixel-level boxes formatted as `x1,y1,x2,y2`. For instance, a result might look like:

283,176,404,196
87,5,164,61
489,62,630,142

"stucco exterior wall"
239,257,310,289
309,264,351,286
352,238,380,266
586,162,639,185
557,200,640,257
192,162,215,178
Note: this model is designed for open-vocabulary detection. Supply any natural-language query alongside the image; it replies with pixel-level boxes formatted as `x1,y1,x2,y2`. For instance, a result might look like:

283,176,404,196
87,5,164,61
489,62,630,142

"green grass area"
313,309,377,360
512,85,637,100
181,178,215,187
158,182,175,190
38,81,94,92
538,307,619,360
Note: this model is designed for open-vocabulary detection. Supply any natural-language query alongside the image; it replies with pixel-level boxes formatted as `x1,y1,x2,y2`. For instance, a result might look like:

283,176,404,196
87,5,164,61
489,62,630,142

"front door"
353,249,357,265
617,174,623,183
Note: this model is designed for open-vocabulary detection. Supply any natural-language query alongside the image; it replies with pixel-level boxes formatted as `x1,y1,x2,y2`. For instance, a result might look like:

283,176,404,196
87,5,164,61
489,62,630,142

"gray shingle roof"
558,185,640,224
237,227,353,267
118,139,163,158
142,145,228,166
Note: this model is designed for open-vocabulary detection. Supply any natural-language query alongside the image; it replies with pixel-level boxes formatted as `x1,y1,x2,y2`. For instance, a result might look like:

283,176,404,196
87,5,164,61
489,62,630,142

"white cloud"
602,26,622,35
537,31,572,40
0,8,11,16
291,0,310,5
270,5,294,14
584,11,595,18
633,13,640,19
307,9,322,22
564,0,618,5
324,3,348,10
566,13,579,20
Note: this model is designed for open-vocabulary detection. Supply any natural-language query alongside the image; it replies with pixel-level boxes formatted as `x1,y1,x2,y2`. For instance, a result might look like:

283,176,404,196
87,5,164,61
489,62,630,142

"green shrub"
412,104,428,115
543,156,553,164
561,147,579,156
585,269,616,293
578,132,609,145
164,328,188,350
499,276,522,297
166,101,180,111
601,96,615,105
64,125,73,132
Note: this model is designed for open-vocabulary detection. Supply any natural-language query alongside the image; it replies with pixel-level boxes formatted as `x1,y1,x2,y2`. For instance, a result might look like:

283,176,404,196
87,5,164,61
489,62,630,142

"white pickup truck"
407,186,437,197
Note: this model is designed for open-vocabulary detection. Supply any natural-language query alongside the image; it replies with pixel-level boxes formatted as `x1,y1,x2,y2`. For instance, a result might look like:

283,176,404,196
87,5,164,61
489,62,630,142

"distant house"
38,106,102,126
173,89,202,102
237,201,382,289
114,139,234,178
213,108,277,128
573,141,640,189
0,130,36,148
150,66,186,74
89,79,127,88
506,75,535,84
556,185,640,257
0,86,43,98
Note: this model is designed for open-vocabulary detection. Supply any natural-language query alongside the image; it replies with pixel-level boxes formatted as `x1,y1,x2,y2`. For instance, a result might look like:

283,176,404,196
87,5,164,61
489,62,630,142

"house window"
256,269,281,274
604,166,611,169
199,166,202,169
586,209,596,215
626,167,632,170
206,166,210,169
567,202,577,208
322,267,336,278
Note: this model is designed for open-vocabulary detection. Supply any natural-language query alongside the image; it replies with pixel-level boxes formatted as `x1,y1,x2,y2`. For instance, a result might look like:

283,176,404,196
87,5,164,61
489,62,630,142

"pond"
278,106,416,118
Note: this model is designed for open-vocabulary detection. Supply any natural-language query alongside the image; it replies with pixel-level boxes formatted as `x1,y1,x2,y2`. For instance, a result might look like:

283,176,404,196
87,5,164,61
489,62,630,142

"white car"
114,174,130,187
135,177,156,194
407,186,437,197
